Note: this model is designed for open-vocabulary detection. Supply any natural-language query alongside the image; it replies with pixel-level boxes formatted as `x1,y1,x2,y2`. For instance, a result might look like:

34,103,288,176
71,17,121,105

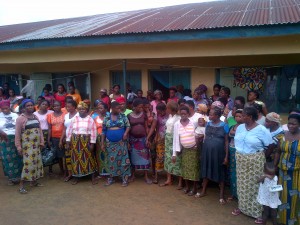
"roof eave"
0,23,300,51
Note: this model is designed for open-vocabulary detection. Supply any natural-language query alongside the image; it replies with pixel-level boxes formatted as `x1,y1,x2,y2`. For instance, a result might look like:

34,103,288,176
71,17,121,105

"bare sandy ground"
0,165,257,225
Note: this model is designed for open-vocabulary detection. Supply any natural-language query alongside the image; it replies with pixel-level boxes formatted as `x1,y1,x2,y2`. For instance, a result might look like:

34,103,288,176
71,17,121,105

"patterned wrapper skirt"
182,147,200,181
96,135,110,176
129,136,150,170
21,128,44,181
155,137,165,172
229,146,238,198
70,134,97,177
236,151,265,218
64,139,72,171
164,133,182,176
0,135,23,182
278,169,300,225
106,139,131,180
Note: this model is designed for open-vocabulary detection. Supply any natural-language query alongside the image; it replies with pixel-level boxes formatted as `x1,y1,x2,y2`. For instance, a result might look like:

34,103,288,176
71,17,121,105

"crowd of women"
0,82,299,225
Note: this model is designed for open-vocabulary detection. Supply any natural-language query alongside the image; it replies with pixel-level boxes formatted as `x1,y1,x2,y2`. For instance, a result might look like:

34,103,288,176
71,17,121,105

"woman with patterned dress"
91,100,110,177
66,101,97,185
160,101,182,188
173,106,199,196
128,98,151,184
232,107,273,224
0,100,23,185
197,107,229,203
275,114,300,225
101,101,131,187
147,102,168,184
15,99,45,194
59,99,78,182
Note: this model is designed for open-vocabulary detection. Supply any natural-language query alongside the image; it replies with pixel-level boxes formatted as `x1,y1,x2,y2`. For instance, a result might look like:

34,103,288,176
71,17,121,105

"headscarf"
198,104,208,113
94,99,101,107
115,96,126,104
21,99,34,107
0,100,10,108
211,101,224,110
153,90,163,97
266,112,281,124
77,101,89,110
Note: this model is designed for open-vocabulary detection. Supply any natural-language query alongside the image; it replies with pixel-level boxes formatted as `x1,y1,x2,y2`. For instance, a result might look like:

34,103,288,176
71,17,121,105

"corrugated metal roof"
0,0,300,43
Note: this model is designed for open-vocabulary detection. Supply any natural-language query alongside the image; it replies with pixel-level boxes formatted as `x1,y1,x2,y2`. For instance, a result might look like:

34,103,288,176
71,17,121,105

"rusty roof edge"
0,23,299,51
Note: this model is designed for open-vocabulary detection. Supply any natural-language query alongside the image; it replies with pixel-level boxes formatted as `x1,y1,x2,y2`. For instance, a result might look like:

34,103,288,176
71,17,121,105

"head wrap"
115,96,126,104
77,101,89,110
100,88,107,93
266,112,281,124
211,101,224,110
0,100,10,108
198,104,208,113
153,90,163,97
21,99,34,107
94,99,101,107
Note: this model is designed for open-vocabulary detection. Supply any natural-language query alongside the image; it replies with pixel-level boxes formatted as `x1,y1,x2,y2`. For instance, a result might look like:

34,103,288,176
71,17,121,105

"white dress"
257,176,282,208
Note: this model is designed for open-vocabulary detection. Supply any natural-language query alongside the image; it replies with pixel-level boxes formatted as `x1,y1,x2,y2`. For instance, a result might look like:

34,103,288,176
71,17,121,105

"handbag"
41,147,57,167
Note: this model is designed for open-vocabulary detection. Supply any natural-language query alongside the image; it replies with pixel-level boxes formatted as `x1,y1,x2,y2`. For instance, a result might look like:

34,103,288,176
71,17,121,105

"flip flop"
19,187,27,194
219,198,226,205
254,218,264,224
159,182,172,187
195,192,207,198
231,208,241,216
152,179,158,184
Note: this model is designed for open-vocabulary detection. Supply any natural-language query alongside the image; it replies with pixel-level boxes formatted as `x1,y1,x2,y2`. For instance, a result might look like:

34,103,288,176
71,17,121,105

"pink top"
66,115,97,143
33,110,53,130
178,120,196,148
150,100,166,115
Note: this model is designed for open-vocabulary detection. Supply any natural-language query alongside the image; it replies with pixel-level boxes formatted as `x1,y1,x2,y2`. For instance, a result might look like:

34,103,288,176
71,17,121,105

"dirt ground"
0,165,258,225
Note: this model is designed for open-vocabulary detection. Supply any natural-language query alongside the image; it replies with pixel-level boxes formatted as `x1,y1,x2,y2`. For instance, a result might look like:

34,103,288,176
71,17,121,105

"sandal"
183,189,190,194
232,208,241,216
219,198,226,205
64,176,72,182
104,178,115,186
195,192,207,198
187,191,196,196
254,218,264,224
159,182,172,187
31,182,44,187
19,187,27,194
121,181,128,187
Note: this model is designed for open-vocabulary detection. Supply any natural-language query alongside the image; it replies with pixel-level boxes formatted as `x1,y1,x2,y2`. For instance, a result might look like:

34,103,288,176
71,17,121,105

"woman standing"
264,112,284,162
150,90,166,115
245,90,268,116
197,107,229,204
0,100,23,185
15,99,44,194
59,99,78,182
54,84,67,108
147,103,168,184
33,100,53,173
109,84,124,102
254,101,266,125
275,114,300,225
160,101,182,188
47,101,66,176
167,87,179,103
66,101,97,185
209,84,221,103
228,109,243,200
173,106,199,195
101,101,131,187
128,98,151,184
232,107,273,224
91,101,110,177
8,89,18,109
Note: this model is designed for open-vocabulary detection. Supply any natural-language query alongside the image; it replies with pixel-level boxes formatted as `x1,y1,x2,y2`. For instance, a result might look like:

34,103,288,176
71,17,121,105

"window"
110,70,141,93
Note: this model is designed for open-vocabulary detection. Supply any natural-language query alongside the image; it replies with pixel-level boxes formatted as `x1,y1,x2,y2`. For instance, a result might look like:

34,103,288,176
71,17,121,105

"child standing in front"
257,162,282,225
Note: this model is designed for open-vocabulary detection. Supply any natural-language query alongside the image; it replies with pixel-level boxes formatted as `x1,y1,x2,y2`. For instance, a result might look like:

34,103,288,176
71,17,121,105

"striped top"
179,120,196,148
279,138,300,171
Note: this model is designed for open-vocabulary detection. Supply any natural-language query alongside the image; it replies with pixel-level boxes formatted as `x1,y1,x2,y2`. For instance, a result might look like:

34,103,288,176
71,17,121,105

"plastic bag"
41,147,57,167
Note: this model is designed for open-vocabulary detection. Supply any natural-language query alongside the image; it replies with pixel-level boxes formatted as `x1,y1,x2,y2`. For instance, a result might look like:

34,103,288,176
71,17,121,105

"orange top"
47,112,66,138
67,93,82,104
93,115,104,134
61,107,68,114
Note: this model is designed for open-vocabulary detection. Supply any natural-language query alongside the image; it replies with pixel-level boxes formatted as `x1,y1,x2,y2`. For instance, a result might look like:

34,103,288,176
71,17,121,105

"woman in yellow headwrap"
66,101,98,185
